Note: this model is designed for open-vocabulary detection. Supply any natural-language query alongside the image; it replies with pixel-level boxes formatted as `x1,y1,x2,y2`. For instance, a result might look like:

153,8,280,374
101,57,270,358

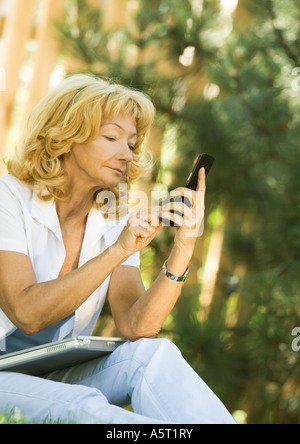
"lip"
108,167,124,175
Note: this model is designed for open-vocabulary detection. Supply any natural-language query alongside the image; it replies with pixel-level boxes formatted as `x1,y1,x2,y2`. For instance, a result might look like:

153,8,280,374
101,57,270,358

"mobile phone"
160,154,215,227
186,153,215,190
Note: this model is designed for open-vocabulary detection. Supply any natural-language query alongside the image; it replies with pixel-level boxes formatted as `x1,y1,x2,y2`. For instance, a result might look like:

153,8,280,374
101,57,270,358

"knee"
127,337,181,367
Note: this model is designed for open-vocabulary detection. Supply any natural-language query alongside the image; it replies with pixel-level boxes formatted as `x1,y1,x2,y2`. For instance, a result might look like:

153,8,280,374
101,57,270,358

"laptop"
0,336,126,376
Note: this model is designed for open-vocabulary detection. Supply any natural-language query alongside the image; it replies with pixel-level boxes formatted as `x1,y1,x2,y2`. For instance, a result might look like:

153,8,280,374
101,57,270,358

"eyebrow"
102,122,137,137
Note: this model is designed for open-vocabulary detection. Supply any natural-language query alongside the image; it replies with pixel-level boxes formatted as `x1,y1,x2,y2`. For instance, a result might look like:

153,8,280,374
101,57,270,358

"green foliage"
57,0,300,423
0,409,72,424
0,409,27,424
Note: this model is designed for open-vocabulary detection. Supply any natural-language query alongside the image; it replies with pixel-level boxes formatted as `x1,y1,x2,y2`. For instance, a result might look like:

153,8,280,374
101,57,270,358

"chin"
96,177,123,190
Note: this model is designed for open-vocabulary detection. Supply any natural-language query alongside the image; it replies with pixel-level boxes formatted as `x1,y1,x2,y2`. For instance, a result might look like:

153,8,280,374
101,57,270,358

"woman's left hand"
161,168,206,257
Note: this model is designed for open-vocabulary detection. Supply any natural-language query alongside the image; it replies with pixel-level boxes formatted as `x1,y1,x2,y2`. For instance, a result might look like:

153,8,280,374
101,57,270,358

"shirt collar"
30,191,128,248
31,192,63,242
81,206,129,259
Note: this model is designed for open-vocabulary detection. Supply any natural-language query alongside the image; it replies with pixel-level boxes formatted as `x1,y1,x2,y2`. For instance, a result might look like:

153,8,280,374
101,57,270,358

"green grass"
0,409,27,424
0,409,70,424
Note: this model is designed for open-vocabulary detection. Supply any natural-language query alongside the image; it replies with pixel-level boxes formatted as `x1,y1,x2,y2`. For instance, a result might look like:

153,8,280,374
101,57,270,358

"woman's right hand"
115,210,164,257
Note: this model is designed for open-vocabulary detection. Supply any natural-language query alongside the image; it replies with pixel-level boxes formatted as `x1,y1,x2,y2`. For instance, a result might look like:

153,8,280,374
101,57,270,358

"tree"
57,0,300,423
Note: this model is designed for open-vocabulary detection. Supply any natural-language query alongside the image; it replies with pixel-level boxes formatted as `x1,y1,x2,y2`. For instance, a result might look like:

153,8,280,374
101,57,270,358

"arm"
108,244,192,341
108,169,206,341
0,170,204,338
0,245,128,336
0,190,163,336
0,191,166,336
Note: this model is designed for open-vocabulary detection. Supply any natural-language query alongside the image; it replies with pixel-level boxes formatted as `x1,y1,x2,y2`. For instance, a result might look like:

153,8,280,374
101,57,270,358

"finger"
170,190,198,211
130,214,149,229
160,210,185,227
196,167,206,192
170,188,194,199
139,210,162,227
133,219,158,235
173,195,193,208
169,192,193,210
134,226,153,238
161,202,193,220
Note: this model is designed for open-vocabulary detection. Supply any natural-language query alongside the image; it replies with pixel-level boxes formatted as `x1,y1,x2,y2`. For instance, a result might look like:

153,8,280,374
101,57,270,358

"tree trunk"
0,0,36,170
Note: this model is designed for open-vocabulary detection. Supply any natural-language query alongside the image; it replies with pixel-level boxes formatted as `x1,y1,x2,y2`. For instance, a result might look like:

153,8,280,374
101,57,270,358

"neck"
56,178,100,227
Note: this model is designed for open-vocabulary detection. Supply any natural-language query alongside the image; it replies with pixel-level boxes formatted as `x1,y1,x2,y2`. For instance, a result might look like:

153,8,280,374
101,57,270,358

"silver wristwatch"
162,260,190,282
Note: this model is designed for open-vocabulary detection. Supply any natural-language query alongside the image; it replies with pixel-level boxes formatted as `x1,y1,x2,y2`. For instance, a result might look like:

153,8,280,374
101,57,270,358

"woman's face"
65,113,138,189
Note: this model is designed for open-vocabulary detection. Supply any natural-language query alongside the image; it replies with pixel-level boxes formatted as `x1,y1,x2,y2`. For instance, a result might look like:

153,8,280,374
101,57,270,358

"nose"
118,140,133,163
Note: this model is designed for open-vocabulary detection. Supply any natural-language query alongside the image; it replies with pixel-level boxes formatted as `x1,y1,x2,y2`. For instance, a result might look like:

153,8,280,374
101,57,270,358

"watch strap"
162,260,190,282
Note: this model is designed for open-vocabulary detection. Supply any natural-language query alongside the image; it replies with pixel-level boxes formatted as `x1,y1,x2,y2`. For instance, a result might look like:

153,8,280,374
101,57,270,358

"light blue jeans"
0,338,236,424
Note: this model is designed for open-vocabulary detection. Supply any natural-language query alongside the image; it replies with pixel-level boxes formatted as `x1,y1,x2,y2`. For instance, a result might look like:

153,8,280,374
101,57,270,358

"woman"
0,74,235,424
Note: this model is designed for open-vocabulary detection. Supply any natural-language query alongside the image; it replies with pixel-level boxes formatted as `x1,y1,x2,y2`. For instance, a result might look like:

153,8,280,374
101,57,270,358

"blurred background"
0,0,299,424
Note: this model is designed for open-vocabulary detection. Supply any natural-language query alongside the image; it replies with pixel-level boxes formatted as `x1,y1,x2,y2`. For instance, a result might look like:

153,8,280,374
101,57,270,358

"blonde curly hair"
6,74,155,214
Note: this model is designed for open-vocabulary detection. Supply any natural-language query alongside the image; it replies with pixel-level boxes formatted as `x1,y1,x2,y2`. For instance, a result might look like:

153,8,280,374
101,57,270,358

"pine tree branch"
265,0,300,67
233,73,275,133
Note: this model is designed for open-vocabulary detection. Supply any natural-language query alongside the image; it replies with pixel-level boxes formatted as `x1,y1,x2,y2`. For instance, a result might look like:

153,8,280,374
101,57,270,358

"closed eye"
104,135,136,151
